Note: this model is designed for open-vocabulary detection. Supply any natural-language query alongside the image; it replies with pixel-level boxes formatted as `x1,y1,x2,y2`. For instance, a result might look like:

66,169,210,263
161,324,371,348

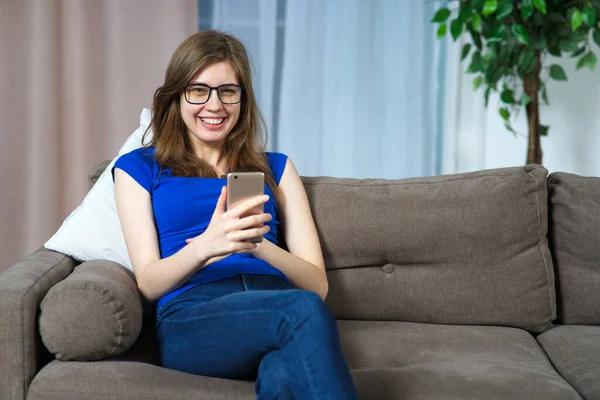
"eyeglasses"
183,83,244,105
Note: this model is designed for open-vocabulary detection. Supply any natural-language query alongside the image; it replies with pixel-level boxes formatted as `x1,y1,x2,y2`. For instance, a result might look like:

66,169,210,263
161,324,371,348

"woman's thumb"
214,186,227,214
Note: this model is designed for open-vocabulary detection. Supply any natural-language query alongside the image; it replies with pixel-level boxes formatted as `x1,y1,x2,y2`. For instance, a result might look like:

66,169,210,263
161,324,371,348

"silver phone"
226,172,265,243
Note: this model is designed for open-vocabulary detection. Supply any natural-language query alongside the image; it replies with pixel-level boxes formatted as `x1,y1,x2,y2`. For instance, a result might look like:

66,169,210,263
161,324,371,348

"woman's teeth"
200,117,224,125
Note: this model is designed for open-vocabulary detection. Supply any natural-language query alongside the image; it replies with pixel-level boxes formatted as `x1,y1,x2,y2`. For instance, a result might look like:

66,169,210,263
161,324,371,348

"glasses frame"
183,83,245,105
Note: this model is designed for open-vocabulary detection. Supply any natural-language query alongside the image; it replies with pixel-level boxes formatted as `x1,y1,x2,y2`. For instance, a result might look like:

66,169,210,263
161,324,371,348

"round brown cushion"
39,260,143,361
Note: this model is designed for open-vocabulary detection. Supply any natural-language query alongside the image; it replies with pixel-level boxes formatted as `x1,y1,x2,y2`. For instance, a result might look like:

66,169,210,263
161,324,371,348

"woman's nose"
205,89,223,111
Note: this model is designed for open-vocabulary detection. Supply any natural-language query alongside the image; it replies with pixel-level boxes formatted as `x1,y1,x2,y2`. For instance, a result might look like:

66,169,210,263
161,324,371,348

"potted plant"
433,0,600,164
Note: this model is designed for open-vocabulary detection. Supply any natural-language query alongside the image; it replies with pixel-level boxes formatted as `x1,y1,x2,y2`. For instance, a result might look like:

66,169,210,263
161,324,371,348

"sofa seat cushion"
338,321,581,400
537,325,600,399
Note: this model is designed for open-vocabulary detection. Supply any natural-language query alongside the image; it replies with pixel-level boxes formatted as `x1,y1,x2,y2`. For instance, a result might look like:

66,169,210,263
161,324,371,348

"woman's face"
180,61,241,148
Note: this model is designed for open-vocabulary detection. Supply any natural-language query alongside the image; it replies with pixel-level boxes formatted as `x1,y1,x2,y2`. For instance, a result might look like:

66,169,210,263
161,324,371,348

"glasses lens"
186,85,210,104
218,85,242,104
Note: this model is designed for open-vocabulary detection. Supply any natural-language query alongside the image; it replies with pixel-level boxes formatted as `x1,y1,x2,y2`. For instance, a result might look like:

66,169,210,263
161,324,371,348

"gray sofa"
1,163,599,399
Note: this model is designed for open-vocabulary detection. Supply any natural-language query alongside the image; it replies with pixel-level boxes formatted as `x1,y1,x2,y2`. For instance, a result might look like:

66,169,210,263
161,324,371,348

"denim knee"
274,289,335,328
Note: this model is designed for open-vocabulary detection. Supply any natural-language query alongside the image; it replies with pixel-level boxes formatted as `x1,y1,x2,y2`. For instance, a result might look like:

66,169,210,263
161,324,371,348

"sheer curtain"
204,0,446,179
278,0,446,179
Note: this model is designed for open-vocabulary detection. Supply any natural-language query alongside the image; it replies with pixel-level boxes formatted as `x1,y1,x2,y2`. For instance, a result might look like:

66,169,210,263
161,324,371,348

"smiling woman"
111,30,359,398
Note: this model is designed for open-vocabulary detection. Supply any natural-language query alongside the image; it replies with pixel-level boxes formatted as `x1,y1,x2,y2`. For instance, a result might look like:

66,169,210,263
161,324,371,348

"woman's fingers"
227,225,270,242
224,213,272,233
226,195,269,218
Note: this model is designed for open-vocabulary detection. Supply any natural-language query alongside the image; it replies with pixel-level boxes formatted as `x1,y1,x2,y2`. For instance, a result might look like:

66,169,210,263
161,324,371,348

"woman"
113,30,358,399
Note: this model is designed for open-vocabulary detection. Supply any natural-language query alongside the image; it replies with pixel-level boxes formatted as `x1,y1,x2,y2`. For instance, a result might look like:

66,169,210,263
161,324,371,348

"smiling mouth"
199,117,225,125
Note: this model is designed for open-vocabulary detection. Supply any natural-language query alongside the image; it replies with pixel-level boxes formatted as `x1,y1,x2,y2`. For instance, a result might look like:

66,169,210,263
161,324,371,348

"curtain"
0,0,198,271
277,0,446,179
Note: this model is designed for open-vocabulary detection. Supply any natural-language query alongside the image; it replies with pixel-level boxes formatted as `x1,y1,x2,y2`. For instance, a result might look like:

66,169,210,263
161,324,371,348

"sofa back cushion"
303,165,555,333
548,172,600,325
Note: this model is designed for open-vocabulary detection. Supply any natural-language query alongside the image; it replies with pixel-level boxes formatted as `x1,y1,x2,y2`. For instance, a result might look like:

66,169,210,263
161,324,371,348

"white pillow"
45,108,153,272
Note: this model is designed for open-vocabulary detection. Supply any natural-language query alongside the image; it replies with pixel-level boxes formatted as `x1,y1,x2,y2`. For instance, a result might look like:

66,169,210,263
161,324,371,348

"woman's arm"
252,158,329,300
114,168,212,302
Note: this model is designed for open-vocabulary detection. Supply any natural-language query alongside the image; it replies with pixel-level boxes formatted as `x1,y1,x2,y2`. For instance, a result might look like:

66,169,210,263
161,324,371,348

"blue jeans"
155,274,359,400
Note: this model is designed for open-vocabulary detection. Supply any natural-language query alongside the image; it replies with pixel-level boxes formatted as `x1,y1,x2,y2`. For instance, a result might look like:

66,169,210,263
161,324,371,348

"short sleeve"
112,148,155,193
266,152,289,185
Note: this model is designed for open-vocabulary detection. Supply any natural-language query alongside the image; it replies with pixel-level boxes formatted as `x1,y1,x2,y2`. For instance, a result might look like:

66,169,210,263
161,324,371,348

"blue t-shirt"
112,147,289,308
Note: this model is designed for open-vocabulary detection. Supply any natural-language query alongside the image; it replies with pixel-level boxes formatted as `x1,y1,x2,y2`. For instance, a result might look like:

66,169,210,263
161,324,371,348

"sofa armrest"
0,248,78,400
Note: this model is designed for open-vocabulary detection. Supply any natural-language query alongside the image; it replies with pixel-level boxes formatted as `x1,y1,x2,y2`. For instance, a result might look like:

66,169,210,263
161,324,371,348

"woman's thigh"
155,274,298,379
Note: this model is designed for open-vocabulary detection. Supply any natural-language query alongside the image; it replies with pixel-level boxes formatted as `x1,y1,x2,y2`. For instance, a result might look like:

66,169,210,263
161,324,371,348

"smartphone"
226,172,265,243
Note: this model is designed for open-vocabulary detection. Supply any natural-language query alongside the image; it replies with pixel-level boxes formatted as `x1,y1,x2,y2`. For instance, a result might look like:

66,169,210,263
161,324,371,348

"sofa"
1,163,599,399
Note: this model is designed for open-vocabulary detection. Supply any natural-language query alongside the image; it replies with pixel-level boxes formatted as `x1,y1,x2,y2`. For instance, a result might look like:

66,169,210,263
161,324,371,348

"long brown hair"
143,30,278,197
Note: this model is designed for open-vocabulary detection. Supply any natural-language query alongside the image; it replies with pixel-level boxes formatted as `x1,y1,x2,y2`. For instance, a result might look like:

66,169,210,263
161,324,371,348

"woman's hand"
185,186,272,262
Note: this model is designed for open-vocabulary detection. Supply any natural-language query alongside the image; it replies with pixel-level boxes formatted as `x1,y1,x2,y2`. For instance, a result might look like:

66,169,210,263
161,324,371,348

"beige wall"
0,0,198,271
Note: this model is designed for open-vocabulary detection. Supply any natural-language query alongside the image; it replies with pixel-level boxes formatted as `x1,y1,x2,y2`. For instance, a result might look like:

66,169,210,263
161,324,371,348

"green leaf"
560,40,579,53
484,87,493,107
576,53,587,69
451,19,464,40
482,0,498,16
548,45,561,57
518,48,536,74
541,84,549,105
469,27,483,49
549,64,568,81
501,89,515,104
500,107,510,121
533,36,548,50
585,52,597,70
571,46,586,58
437,23,447,38
471,0,486,12
571,9,583,31
577,52,597,70
432,8,451,23
505,123,517,136
582,6,597,26
458,7,473,24
472,14,482,31
512,24,531,45
521,0,534,20
467,52,483,73
521,6,535,20
461,43,472,61
533,0,547,14
593,30,600,48
497,0,514,20
520,93,533,105
473,75,483,90
487,25,507,42
540,125,549,136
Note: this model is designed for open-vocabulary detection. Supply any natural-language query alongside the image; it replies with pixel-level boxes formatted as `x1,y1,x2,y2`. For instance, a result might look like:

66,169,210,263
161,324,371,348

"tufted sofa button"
382,264,395,273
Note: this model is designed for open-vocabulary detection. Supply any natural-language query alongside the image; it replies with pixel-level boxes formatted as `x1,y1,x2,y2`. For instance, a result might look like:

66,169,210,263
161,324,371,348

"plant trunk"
524,52,542,165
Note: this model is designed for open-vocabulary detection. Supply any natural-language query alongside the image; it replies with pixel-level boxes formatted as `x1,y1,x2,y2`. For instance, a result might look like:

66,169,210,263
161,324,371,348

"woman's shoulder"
117,146,156,166
265,151,289,165
264,152,289,184
122,146,155,158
